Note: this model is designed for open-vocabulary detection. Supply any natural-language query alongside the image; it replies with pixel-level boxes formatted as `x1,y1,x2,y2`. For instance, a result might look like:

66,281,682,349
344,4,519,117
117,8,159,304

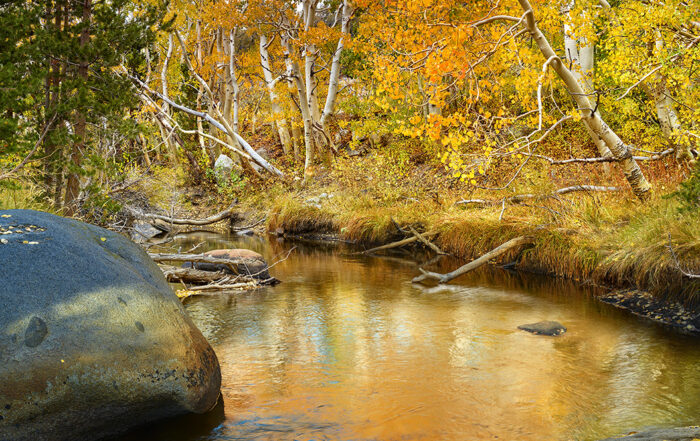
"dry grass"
244,155,699,308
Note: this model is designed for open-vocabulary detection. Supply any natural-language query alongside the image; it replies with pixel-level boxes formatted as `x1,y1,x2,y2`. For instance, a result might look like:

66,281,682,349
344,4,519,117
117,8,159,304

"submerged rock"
183,248,275,281
517,321,567,336
0,209,221,441
598,426,700,441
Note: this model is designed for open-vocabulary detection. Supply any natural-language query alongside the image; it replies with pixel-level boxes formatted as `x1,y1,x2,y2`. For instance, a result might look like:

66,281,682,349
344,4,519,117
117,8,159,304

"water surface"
120,232,700,441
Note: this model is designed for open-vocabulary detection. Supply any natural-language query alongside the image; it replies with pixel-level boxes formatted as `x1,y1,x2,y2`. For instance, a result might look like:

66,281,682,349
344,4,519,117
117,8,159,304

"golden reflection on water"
142,234,700,441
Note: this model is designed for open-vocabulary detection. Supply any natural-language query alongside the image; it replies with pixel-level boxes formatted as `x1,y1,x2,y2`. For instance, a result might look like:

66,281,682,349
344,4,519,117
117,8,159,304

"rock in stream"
517,321,567,336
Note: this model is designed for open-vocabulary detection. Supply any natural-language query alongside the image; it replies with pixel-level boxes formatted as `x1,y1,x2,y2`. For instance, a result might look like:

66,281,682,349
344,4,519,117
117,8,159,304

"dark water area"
119,232,700,441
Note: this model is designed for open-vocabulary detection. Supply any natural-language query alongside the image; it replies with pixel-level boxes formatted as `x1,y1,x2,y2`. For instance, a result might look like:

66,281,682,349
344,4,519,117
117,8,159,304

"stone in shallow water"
598,426,700,441
0,209,221,441
517,321,567,336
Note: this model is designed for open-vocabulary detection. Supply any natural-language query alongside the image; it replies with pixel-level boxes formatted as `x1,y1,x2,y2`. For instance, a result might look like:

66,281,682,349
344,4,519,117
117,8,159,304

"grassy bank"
234,159,700,309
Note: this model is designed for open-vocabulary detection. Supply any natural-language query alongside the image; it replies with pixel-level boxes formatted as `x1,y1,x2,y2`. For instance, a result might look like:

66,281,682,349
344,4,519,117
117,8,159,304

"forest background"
1,0,699,303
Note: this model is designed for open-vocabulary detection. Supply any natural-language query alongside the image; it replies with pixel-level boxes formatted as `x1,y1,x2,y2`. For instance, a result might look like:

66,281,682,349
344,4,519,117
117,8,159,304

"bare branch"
0,114,57,180
456,185,621,206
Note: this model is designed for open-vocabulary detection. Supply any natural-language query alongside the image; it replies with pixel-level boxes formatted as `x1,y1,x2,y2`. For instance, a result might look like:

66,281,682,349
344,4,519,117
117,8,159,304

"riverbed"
119,232,700,441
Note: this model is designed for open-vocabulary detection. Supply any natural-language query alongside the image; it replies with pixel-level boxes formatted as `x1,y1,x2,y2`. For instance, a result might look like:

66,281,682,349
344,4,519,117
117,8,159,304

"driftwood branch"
412,236,534,284
128,202,237,226
160,264,229,284
456,185,621,206
148,252,243,274
231,216,266,231
357,231,437,255
408,226,446,255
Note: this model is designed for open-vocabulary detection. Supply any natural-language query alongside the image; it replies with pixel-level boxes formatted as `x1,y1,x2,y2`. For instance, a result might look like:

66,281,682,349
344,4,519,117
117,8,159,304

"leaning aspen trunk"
260,35,292,155
520,0,651,200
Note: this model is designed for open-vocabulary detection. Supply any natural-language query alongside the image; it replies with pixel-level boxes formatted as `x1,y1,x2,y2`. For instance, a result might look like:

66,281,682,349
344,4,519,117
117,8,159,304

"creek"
119,232,700,441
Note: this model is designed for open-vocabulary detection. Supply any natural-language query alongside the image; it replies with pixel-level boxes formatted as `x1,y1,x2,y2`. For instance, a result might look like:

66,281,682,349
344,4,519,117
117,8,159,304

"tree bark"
64,0,92,216
260,34,292,154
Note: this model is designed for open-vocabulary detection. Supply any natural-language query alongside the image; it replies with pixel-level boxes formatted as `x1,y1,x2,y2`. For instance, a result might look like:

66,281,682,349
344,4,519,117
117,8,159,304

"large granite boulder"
183,248,273,280
0,210,221,441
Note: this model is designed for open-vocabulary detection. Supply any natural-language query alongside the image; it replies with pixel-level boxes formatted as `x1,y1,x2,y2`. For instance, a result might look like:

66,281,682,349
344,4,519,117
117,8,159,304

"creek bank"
600,290,699,333
598,426,700,441
0,209,221,441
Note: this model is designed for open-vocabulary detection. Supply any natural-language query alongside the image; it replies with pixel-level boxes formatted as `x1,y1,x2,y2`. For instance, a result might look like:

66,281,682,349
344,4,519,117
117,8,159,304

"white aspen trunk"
520,0,651,200
260,34,292,154
428,89,442,116
193,21,207,157
417,76,429,118
648,31,689,160
291,120,302,161
303,0,322,124
228,30,240,136
320,0,354,141
282,34,315,171
161,33,173,115
283,41,303,162
563,3,613,160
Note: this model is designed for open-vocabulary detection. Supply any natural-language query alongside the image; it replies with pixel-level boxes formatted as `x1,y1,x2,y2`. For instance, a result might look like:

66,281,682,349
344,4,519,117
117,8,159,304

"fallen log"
412,236,533,284
126,201,237,226
160,264,230,284
148,252,245,274
356,231,437,255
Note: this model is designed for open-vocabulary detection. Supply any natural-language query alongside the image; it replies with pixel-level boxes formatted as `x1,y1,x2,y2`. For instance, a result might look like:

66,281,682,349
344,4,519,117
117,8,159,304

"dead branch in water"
356,231,437,255
148,252,245,274
412,236,534,284
456,186,620,206
160,265,230,284
231,216,266,231
408,226,447,255
126,201,237,226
